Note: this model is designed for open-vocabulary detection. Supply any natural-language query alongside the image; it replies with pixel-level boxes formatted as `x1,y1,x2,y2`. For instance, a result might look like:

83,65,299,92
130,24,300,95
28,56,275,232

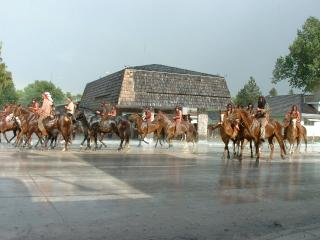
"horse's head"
220,110,227,122
12,104,22,117
128,113,141,122
74,110,85,121
290,118,297,128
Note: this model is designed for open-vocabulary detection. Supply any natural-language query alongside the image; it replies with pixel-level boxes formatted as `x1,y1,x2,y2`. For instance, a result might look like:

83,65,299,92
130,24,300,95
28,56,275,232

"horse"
128,113,162,147
13,105,73,151
13,106,43,148
74,109,96,149
0,105,20,143
42,113,73,151
231,109,286,161
284,117,307,154
156,111,197,147
76,109,131,151
212,111,239,159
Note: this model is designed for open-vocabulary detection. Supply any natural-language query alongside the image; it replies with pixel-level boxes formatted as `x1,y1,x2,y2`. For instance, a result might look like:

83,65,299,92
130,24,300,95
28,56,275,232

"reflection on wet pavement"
0,140,320,240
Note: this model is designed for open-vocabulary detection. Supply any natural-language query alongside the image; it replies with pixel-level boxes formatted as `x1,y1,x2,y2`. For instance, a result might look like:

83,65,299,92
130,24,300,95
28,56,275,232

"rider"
1,104,10,128
107,105,118,124
142,107,152,131
38,92,54,137
65,97,75,116
108,105,117,118
255,96,267,141
31,98,40,113
285,104,303,135
246,103,255,116
65,97,76,123
220,103,240,135
173,105,183,133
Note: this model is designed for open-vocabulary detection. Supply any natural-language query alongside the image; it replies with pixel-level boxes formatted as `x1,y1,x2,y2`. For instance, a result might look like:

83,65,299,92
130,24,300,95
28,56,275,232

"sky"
1,0,320,97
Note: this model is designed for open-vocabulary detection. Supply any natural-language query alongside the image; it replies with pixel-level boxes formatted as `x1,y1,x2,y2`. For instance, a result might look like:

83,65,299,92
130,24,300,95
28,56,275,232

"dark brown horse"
128,113,162,147
232,109,286,161
88,112,131,151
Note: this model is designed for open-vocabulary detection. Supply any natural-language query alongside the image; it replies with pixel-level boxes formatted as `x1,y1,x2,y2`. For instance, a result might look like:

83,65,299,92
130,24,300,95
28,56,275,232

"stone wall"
118,69,136,106
197,113,209,139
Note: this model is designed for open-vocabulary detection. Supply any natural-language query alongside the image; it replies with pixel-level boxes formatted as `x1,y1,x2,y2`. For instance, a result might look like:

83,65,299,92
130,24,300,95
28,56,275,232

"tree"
19,80,66,106
272,17,320,93
0,44,18,107
65,92,82,102
235,76,262,106
289,89,294,95
269,87,278,97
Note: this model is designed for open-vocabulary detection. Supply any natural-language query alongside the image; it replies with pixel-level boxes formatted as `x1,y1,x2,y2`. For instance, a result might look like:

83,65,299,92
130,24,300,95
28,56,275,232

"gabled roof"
128,64,221,78
80,64,230,111
266,94,318,116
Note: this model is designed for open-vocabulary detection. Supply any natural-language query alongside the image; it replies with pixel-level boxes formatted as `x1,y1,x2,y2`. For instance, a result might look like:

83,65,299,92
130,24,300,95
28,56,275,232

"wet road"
1,140,320,240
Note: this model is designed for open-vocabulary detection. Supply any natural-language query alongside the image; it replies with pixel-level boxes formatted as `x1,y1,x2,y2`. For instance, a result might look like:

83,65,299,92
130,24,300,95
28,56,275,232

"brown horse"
156,111,197,147
13,106,43,148
0,104,20,143
232,109,286,161
13,106,73,151
284,117,307,154
215,111,239,159
128,113,162,147
42,113,73,151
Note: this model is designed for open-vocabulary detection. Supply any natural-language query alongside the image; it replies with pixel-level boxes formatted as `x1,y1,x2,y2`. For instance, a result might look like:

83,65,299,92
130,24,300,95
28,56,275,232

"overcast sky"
1,0,320,96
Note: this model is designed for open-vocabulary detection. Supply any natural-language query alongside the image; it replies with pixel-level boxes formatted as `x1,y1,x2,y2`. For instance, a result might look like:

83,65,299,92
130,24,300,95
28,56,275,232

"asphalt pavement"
0,139,320,240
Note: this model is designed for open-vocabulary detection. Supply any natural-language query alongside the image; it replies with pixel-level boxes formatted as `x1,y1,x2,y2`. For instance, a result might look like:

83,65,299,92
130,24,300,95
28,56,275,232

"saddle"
255,111,265,118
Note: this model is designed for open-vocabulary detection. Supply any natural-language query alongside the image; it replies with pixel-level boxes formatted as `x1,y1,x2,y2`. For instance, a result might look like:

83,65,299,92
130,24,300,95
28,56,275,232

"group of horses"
0,103,307,160
0,104,198,151
209,108,308,161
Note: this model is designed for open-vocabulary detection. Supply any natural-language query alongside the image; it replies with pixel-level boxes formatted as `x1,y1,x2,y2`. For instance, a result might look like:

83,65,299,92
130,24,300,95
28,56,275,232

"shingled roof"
80,64,231,111
266,94,318,116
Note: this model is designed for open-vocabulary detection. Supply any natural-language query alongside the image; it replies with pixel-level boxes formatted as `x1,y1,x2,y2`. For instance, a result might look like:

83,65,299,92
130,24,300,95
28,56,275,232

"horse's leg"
304,133,308,152
274,131,286,159
239,139,245,161
255,141,260,161
223,139,230,160
98,133,107,148
295,137,301,153
80,135,87,148
3,132,10,143
8,130,17,143
232,140,236,157
250,140,253,158
268,136,274,160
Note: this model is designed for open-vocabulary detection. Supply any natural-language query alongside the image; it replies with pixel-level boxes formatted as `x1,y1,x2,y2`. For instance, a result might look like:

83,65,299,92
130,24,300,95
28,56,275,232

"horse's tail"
303,126,308,152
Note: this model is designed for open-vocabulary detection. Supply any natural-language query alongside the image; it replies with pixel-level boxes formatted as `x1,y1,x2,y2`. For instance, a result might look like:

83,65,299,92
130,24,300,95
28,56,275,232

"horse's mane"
157,111,172,124
235,109,253,128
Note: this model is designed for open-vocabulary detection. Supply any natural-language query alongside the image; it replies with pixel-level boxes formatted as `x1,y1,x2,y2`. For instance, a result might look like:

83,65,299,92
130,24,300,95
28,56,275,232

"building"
80,64,231,138
266,94,320,137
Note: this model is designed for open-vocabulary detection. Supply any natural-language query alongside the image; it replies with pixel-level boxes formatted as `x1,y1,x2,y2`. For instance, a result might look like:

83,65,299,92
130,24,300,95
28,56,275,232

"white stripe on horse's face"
220,114,225,122
291,118,297,128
